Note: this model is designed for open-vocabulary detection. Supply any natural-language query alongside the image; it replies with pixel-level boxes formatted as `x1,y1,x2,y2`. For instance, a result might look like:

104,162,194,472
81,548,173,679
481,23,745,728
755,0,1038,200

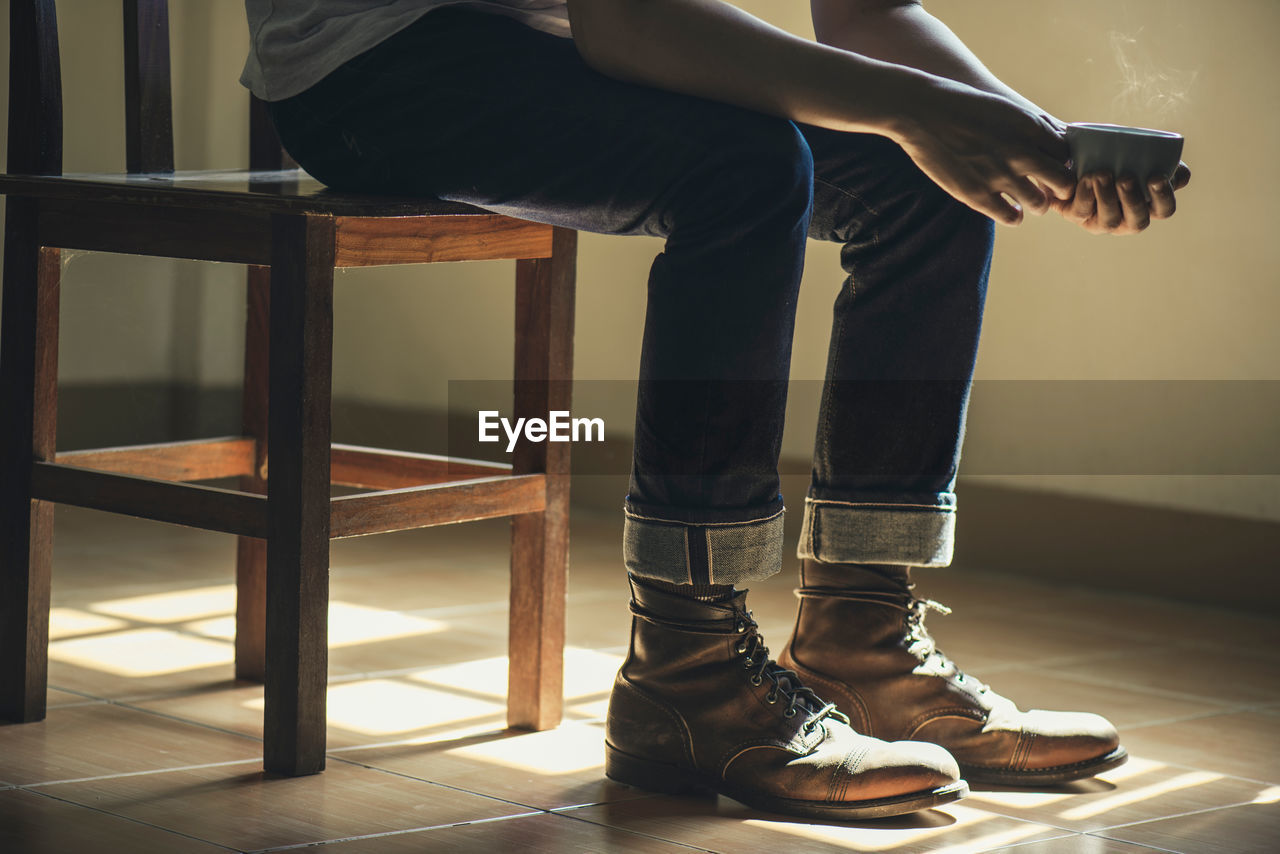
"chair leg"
235,266,270,683
0,200,58,722
263,215,334,775
508,228,576,731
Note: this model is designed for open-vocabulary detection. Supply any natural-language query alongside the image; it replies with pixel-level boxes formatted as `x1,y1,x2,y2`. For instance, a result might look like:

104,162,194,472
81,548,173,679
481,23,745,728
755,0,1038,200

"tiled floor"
3,505,1278,853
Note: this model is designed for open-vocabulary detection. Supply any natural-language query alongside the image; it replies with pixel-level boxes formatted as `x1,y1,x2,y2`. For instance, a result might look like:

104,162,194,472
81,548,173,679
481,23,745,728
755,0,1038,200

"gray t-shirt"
242,0,571,101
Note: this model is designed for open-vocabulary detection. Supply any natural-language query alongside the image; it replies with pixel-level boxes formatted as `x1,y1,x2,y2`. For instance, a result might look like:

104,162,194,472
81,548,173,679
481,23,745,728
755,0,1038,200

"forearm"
565,0,941,139
811,0,1054,122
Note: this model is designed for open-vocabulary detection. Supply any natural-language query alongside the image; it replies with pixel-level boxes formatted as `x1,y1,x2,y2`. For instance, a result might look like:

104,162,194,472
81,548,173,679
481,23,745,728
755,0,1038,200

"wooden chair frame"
0,0,574,775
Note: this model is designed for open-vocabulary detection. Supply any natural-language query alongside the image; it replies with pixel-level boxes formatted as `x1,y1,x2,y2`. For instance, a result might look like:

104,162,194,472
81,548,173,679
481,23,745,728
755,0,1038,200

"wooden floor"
2,505,1278,853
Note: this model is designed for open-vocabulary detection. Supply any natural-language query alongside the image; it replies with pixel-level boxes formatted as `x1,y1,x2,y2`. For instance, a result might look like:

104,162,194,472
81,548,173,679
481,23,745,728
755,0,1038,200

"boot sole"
605,742,969,821
960,746,1129,786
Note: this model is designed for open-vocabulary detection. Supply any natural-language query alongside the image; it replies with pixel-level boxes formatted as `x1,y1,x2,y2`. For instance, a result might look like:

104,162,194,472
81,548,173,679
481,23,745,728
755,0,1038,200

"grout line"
970,830,1082,853
18,786,242,853
104,697,266,744
1088,796,1279,835
20,758,261,789
42,698,106,710
324,754,559,813
1119,704,1276,733
1129,759,1280,789
1032,669,1259,708
46,684,111,702
247,811,546,853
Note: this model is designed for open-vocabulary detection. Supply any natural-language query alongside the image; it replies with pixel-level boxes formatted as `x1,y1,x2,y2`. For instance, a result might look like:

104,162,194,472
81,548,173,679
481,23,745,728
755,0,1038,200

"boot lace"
733,610,850,733
904,595,987,692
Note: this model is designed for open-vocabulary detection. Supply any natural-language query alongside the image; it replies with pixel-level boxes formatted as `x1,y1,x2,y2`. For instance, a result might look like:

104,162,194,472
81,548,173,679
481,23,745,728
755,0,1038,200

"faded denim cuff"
797,493,956,567
623,499,785,586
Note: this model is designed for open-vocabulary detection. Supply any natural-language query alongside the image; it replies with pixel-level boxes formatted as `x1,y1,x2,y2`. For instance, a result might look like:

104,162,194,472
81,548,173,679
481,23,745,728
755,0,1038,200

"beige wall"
2,1,1276,519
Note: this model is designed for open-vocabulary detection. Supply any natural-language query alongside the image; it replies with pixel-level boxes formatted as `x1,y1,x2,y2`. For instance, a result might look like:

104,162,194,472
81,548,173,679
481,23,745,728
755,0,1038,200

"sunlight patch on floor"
447,722,606,775
242,679,505,735
49,627,234,676
48,607,130,640
1058,771,1224,820
743,804,1009,851
409,647,622,700
91,584,237,622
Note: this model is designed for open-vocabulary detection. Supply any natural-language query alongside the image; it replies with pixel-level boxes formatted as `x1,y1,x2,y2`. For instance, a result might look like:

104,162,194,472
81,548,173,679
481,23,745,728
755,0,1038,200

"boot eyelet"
766,692,778,704
742,657,754,667
735,642,748,654
750,675,763,687
783,708,797,719
735,622,747,633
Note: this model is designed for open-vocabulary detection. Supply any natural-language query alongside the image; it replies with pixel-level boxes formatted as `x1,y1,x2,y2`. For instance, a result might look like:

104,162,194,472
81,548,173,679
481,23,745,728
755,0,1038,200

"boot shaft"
789,559,920,670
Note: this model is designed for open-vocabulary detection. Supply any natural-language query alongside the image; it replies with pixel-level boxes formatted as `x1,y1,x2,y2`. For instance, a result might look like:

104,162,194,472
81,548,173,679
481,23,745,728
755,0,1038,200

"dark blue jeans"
267,8,995,586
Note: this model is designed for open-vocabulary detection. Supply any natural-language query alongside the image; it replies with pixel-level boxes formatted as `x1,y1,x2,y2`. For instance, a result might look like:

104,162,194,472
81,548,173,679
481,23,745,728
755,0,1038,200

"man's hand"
1052,163,1192,235
891,79,1076,226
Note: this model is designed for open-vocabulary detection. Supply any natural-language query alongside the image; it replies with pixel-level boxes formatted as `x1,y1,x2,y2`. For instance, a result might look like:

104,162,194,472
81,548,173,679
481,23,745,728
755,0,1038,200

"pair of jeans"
265,8,995,586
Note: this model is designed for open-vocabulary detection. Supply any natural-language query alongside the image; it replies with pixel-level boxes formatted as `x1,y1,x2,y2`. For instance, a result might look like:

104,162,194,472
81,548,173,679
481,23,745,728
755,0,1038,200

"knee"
671,112,814,234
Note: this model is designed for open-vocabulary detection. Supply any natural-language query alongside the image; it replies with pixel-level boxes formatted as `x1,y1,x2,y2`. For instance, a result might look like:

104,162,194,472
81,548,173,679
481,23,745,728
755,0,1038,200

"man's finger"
1171,161,1191,191
1092,173,1124,230
1068,177,1096,223
1117,176,1150,231
1149,176,1177,219
1020,155,1075,200
972,191,1023,226
1004,175,1050,215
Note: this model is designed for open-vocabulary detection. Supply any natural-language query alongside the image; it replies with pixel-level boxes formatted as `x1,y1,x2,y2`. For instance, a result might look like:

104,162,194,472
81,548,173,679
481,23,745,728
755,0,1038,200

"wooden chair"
0,0,574,775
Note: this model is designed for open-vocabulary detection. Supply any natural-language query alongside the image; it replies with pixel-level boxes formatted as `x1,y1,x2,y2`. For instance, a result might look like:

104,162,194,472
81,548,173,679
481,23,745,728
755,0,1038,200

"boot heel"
605,743,708,795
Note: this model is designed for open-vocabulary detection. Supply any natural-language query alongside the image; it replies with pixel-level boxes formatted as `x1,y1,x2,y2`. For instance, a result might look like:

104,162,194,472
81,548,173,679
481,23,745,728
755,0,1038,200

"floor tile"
337,720,647,811
132,677,508,751
40,758,533,852
297,810,704,853
1118,711,1280,783
46,642,357,704
965,756,1273,833
0,703,260,785
0,788,230,854
1011,588,1280,658
1053,646,1280,705
954,667,1227,730
564,797,1066,853
1099,801,1280,854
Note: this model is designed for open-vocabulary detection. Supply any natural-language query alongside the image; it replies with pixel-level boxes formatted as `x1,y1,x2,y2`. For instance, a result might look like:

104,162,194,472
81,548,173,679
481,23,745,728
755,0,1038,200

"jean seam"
624,507,786,527
806,498,955,512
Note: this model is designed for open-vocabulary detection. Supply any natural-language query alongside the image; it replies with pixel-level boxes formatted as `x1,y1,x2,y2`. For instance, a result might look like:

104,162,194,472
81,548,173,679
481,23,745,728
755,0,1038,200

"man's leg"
778,125,1126,784
265,9,962,817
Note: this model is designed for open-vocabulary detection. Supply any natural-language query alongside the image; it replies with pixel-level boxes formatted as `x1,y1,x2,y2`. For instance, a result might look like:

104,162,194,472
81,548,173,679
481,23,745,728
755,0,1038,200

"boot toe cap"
843,739,961,800
1012,709,1121,774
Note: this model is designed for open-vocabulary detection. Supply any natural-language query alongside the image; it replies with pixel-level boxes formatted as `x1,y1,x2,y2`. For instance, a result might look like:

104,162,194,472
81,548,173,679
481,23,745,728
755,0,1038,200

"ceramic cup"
1065,123,1184,197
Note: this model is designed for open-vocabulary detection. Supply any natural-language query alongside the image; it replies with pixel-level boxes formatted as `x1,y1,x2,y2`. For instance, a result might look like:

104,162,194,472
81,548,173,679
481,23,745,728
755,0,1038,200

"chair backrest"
7,0,289,177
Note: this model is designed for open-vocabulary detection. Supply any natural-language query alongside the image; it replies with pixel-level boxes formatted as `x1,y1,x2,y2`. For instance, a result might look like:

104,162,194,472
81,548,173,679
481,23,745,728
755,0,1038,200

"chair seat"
3,168,554,268
0,167,485,217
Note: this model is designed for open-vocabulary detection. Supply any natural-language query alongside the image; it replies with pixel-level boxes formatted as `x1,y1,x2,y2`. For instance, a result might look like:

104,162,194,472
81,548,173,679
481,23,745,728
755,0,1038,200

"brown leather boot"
605,575,968,820
778,560,1127,786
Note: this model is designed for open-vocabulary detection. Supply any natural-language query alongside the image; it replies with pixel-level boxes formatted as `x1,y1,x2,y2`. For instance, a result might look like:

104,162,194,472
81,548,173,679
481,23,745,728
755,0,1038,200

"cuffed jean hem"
623,502,786,586
797,495,956,567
